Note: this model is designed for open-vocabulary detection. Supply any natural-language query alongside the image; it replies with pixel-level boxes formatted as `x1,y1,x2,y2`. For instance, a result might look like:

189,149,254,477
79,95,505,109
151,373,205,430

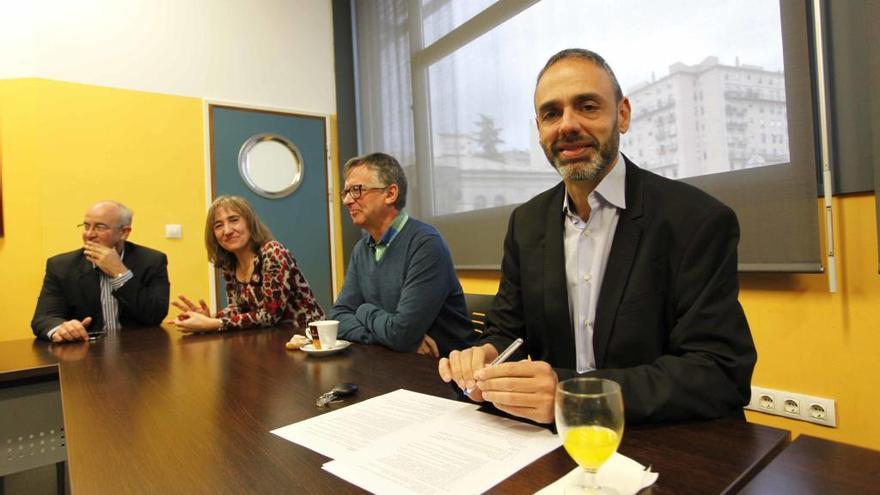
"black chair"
464,293,495,334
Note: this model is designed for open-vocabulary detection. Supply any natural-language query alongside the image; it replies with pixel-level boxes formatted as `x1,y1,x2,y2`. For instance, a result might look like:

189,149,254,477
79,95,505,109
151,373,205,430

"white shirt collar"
594,152,627,210
562,151,628,215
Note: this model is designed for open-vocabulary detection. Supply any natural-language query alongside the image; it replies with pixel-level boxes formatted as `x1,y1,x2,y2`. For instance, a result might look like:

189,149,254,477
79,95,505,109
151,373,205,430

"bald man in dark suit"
32,201,169,342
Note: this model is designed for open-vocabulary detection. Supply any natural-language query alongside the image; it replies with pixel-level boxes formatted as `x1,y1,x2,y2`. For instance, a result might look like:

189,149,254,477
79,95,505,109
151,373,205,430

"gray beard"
547,120,621,182
552,134,618,181
555,157,606,181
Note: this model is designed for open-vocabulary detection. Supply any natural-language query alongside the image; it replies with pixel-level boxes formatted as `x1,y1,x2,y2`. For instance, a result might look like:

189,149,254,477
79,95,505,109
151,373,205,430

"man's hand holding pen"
473,360,558,424
439,338,558,424
439,343,499,402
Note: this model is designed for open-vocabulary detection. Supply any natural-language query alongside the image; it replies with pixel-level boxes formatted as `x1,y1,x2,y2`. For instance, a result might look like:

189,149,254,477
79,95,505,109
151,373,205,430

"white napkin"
535,452,658,495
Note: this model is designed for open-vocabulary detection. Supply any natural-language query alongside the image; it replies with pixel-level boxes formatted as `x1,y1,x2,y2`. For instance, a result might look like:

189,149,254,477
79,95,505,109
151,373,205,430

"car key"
316,382,359,407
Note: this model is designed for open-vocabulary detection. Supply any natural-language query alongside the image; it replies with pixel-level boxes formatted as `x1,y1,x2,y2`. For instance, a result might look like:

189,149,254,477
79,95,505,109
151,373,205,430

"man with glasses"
32,200,170,342
330,152,475,356
439,49,756,424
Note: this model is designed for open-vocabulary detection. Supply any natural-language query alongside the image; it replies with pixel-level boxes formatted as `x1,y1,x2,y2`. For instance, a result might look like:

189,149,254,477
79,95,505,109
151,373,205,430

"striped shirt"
99,256,133,333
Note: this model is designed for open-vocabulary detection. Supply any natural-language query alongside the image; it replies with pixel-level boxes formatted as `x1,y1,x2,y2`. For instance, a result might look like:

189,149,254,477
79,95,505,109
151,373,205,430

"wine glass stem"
585,468,599,490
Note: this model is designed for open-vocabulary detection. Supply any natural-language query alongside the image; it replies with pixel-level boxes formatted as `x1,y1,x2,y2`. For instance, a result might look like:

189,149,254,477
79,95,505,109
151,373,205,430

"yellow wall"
0,79,209,341
328,115,346,293
459,194,880,451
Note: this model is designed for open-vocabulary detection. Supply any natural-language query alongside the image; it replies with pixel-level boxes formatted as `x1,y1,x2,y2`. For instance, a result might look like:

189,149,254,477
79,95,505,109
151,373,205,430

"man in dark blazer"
439,49,756,424
32,201,170,342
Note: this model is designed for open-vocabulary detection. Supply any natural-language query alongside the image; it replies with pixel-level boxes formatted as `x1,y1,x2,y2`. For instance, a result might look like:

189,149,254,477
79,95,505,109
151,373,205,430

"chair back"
464,293,495,334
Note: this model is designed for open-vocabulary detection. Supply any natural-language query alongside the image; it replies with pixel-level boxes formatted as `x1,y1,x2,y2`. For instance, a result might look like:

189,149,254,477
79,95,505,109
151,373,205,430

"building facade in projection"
621,56,789,179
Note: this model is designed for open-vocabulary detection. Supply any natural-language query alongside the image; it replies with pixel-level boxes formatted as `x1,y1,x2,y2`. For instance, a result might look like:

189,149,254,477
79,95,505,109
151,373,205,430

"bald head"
87,201,132,227
82,201,133,251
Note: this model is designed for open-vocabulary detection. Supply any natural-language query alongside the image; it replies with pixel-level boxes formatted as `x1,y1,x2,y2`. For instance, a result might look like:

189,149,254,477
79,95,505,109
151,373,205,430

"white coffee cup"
306,320,339,350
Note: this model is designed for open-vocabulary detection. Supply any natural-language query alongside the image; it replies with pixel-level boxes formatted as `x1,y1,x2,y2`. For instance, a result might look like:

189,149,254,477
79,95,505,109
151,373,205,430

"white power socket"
745,386,836,427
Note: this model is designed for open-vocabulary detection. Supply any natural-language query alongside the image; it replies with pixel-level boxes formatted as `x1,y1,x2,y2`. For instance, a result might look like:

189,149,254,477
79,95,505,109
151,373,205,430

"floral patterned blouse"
216,240,324,330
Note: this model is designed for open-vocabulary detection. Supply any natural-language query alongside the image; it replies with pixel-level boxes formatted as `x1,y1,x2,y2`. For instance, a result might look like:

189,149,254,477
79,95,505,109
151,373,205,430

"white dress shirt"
563,153,627,373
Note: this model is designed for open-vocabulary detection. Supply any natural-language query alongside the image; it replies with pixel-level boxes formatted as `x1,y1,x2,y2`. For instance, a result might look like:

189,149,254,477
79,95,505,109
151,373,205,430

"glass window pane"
426,0,788,215
421,0,498,47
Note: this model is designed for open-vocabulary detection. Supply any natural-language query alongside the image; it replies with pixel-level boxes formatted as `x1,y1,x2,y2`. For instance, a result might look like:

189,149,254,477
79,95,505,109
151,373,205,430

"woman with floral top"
173,195,324,333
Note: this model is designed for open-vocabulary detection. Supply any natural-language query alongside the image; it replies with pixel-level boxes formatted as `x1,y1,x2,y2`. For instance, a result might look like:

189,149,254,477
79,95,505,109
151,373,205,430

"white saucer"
301,340,351,356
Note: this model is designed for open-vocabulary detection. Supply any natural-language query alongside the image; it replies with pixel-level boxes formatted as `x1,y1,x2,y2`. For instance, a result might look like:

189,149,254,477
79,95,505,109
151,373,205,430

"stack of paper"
271,389,561,495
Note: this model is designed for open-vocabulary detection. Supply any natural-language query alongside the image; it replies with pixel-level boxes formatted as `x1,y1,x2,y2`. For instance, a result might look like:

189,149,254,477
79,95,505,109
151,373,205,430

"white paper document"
271,389,476,460
272,389,561,495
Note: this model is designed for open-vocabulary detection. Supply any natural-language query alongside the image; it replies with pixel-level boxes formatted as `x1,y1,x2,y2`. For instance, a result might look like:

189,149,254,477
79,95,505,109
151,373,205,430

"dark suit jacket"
482,157,756,423
31,241,170,340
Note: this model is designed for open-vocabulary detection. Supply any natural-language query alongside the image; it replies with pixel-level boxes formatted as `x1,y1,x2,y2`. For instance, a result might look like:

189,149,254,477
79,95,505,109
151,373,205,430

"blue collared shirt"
367,211,410,261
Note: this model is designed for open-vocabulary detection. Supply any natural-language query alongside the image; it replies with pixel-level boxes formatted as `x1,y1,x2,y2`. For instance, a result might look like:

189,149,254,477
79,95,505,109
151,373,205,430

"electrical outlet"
804,398,836,427
809,403,827,420
748,386,778,413
745,386,836,427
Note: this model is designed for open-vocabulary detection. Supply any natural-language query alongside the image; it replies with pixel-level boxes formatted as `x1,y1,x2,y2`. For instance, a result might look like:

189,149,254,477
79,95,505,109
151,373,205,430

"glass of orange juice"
555,377,624,494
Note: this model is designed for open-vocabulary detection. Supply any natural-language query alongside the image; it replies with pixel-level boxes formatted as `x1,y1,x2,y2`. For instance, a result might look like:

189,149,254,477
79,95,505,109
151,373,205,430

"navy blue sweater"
330,218,476,355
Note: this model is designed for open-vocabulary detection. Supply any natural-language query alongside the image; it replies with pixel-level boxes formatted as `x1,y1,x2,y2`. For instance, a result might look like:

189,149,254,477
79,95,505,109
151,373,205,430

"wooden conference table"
1,326,790,494
739,434,880,494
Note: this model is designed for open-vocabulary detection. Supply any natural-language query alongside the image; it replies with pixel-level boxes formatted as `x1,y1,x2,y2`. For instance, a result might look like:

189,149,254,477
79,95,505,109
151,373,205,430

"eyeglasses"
77,222,116,233
340,184,387,200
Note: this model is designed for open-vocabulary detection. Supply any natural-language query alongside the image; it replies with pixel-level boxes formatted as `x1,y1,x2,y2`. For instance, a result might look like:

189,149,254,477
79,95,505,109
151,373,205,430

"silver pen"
465,338,524,395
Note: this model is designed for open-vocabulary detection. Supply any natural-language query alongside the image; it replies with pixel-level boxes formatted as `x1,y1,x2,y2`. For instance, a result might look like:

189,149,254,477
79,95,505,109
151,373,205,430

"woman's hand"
172,295,212,317
173,312,223,333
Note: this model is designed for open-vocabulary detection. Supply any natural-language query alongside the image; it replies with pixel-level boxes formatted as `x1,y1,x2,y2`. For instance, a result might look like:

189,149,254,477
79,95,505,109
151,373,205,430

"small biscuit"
285,334,311,350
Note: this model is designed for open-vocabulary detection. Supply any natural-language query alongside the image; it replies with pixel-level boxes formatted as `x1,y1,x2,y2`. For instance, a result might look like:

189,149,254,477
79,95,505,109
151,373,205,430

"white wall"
0,3,37,77
0,0,336,114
